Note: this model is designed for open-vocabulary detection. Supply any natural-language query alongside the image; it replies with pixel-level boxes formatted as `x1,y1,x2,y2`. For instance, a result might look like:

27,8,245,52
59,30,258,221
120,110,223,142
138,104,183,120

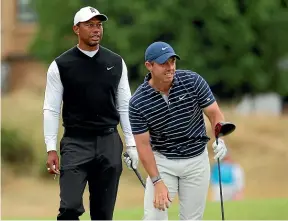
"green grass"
4,198,288,220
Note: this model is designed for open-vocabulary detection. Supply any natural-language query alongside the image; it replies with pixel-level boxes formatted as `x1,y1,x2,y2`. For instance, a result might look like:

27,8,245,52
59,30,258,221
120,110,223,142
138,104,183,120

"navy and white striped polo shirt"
129,70,216,159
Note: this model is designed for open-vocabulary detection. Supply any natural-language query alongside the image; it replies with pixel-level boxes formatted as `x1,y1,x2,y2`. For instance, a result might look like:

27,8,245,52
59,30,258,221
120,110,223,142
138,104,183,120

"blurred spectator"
210,153,245,201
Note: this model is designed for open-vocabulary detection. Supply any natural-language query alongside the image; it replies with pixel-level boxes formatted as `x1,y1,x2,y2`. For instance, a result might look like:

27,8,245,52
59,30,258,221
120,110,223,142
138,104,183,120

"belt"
63,127,116,137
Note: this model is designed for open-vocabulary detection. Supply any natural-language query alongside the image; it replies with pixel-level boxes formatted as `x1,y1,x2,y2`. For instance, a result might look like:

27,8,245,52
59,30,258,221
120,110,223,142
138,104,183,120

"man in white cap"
43,6,138,220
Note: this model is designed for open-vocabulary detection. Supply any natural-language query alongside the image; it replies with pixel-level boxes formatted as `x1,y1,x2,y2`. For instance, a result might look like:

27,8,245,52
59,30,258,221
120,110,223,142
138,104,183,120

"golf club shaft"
123,152,146,188
216,138,225,221
132,167,146,188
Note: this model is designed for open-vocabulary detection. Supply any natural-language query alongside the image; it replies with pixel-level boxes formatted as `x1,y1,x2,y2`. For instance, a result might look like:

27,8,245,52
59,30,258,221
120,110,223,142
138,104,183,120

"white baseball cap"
73,6,108,25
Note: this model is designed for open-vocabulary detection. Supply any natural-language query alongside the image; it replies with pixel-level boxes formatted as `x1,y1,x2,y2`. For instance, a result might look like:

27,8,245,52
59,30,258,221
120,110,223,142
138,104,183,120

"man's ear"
145,61,153,72
72,25,79,35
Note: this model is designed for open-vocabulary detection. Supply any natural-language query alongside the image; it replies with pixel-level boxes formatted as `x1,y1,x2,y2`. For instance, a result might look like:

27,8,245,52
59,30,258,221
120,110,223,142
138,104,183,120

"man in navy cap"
126,41,229,220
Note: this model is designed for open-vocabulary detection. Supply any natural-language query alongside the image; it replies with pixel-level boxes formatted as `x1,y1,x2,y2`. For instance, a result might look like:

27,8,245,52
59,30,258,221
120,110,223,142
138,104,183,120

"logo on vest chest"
107,66,114,70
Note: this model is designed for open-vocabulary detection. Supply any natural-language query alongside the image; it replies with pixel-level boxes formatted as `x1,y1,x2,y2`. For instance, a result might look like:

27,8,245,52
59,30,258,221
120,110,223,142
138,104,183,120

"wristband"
153,178,162,185
151,175,162,185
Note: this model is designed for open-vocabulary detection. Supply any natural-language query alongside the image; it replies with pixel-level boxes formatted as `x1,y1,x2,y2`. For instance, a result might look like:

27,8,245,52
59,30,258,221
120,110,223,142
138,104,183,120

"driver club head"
215,122,236,138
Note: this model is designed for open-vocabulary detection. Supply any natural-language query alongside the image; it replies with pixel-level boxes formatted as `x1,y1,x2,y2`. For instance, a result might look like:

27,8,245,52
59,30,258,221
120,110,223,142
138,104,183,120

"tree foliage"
29,0,288,96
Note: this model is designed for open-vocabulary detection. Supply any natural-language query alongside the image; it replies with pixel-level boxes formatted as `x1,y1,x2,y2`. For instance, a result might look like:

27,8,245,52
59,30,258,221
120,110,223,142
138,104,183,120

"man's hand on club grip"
212,138,227,161
123,146,139,170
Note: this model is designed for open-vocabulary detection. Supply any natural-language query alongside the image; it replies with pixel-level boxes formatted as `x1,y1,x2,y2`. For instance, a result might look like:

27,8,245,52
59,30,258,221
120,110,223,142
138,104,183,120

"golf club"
214,122,236,221
123,152,146,188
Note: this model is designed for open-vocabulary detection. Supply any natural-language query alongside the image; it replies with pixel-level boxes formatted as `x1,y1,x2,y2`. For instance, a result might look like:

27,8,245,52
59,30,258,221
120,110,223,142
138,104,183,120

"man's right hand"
46,150,60,175
153,180,171,211
123,146,139,170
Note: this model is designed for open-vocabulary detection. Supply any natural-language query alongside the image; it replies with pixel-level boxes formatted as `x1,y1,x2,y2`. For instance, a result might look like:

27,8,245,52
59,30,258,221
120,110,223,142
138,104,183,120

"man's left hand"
123,146,139,169
212,138,227,161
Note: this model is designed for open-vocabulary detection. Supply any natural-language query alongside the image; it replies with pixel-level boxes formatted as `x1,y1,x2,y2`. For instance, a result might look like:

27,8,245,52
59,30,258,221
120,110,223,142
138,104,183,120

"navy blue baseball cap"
145,41,180,64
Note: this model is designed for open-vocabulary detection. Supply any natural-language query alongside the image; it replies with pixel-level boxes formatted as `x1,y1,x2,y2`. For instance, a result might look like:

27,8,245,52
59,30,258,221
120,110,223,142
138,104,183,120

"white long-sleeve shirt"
43,46,136,152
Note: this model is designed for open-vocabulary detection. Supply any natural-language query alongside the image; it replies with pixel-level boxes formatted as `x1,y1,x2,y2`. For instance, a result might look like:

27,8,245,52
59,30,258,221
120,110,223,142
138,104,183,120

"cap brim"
76,14,108,25
94,14,108,21
154,53,180,64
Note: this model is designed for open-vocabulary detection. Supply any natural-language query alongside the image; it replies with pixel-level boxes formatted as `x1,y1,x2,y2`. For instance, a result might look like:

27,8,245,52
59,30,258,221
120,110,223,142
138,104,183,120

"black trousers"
57,129,123,220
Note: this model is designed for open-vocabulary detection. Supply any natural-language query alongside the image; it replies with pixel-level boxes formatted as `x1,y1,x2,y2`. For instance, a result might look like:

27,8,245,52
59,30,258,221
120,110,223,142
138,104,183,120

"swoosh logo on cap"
161,47,168,50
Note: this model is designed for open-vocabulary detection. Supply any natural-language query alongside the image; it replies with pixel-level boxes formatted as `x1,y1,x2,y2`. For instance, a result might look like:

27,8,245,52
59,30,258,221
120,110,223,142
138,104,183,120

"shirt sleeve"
129,101,149,135
43,60,63,152
116,59,136,147
194,74,216,108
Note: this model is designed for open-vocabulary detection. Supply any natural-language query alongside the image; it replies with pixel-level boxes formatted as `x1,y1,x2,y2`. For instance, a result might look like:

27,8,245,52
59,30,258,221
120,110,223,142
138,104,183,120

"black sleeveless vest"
55,45,123,133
